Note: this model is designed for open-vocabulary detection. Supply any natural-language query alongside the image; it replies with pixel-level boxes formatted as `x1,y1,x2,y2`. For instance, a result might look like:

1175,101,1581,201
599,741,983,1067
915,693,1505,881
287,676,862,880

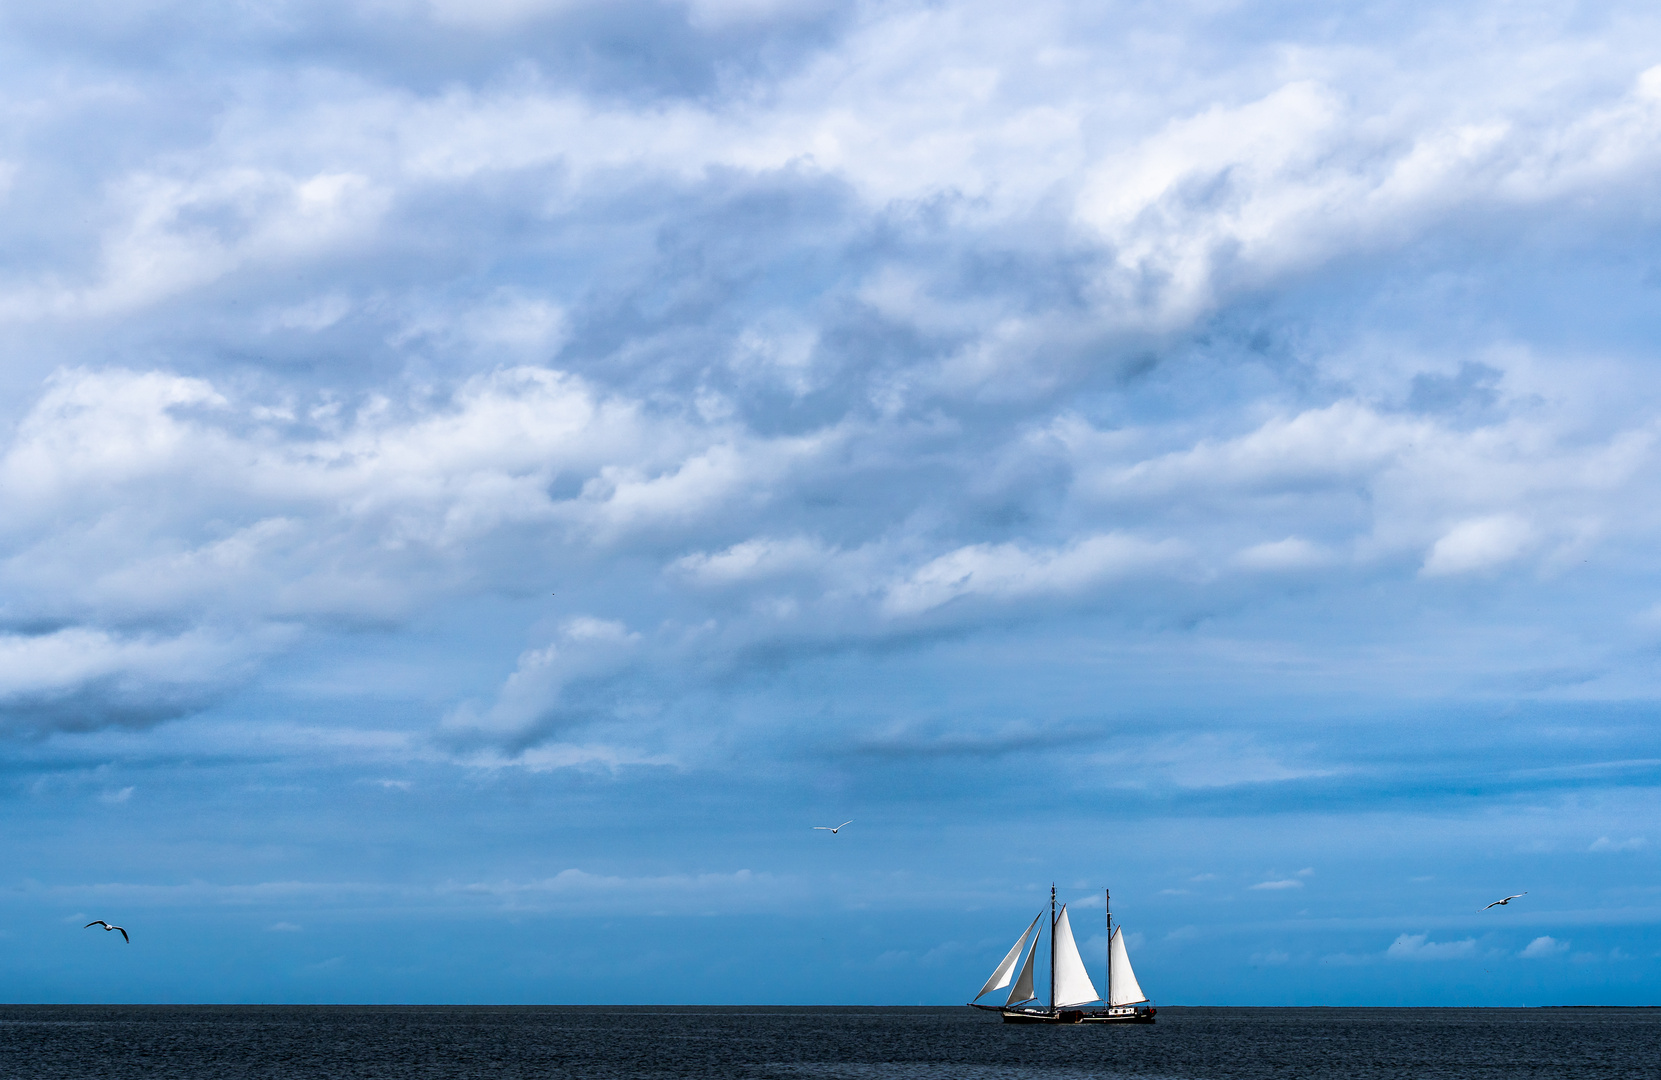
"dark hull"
1080,1006,1156,1024
970,1004,1156,1025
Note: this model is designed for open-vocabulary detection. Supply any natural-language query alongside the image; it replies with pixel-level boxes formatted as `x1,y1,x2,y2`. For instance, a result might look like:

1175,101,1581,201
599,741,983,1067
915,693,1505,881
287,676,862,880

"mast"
1049,884,1056,1015
1105,888,1111,1007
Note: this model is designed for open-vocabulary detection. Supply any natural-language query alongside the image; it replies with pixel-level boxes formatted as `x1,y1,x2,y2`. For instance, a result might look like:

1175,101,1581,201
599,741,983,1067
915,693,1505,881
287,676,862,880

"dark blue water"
1,1005,1657,1079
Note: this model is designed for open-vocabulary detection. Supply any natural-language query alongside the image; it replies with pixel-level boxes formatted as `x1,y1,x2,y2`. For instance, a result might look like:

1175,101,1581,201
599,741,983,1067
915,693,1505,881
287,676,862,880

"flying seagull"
84,921,129,943
813,821,853,834
1482,893,1527,910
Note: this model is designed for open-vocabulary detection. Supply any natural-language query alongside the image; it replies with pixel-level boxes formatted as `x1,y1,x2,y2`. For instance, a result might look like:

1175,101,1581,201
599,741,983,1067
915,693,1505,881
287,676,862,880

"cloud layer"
3,0,1661,1004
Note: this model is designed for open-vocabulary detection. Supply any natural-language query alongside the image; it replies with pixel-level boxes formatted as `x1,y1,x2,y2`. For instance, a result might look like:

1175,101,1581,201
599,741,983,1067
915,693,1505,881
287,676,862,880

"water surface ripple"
1,1005,1656,1079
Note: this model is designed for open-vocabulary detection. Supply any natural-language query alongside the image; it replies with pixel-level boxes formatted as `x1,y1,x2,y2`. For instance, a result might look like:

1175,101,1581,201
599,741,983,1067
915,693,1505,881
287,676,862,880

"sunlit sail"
973,912,1043,1001
1107,926,1148,1007
967,885,1155,1024
1051,905,1100,1007
1007,928,1041,1005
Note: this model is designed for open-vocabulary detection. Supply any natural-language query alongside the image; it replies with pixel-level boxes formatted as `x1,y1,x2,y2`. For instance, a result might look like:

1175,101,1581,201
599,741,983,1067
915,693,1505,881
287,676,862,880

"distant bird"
1482,893,1527,910
84,921,128,943
813,821,853,834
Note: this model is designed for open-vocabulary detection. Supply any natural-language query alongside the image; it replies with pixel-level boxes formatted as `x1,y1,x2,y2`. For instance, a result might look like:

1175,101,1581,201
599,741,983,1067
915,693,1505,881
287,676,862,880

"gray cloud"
0,0,848,100
0,0,1660,759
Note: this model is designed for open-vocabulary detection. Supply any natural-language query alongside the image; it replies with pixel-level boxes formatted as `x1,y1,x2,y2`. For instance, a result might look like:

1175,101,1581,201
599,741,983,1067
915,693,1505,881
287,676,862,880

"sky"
3,0,1661,1006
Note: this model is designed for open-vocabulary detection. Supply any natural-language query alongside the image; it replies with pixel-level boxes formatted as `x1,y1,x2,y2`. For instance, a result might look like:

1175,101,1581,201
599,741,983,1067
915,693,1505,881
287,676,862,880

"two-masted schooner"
968,886,1155,1024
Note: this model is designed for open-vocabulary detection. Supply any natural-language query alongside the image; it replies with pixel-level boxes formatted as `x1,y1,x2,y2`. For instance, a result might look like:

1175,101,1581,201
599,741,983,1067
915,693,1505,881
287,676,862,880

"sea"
2,1005,1657,1079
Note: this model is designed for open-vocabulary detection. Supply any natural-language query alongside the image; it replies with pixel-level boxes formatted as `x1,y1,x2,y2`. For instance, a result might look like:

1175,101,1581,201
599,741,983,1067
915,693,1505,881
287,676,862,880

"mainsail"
974,912,1043,1000
1007,927,1041,1004
1051,905,1101,1007
1107,926,1148,1006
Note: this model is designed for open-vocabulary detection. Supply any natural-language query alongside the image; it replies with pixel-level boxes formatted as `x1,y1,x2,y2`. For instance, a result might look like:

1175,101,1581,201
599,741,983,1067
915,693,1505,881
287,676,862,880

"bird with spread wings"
1481,893,1527,911
84,921,129,942
813,821,853,834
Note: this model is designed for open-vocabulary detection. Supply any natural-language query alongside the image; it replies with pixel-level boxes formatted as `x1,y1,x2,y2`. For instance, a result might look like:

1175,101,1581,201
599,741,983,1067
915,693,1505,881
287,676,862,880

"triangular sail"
1006,926,1041,1004
1051,905,1101,1007
974,912,1043,1000
1107,926,1149,1006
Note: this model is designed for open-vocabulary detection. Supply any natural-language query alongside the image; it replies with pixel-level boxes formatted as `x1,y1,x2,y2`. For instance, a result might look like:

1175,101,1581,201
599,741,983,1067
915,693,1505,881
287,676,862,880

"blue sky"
3,0,1661,1005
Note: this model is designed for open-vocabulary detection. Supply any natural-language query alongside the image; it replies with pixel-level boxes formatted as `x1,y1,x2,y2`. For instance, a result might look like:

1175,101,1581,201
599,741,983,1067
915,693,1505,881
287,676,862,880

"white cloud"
461,743,676,772
443,617,642,741
0,628,237,699
881,533,1187,616
1250,879,1304,891
1422,515,1534,577
1091,734,1334,790
1,369,228,499
1386,933,1477,961
424,0,582,29
674,536,831,584
1234,537,1332,572
1520,935,1570,959
684,0,832,29
452,866,770,902
1589,836,1646,852
40,866,811,916
0,626,271,733
262,293,353,333
0,169,386,321
1072,402,1425,500
0,364,821,625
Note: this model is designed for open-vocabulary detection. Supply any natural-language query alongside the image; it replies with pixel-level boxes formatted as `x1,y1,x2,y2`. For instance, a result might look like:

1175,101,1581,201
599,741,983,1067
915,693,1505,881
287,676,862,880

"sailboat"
968,886,1155,1024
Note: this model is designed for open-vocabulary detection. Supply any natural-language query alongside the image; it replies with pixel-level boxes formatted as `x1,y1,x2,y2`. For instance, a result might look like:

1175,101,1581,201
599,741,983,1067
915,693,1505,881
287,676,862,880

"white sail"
974,912,1043,1000
1051,905,1101,1007
1107,926,1149,1006
1006,927,1041,1004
